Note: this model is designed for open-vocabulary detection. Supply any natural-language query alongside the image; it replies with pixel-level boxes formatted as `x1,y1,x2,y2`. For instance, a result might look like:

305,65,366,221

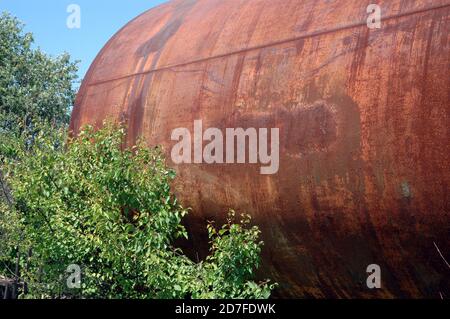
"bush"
0,123,275,299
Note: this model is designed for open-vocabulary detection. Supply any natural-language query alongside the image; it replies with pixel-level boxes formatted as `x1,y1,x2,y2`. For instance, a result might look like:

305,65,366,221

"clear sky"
1,0,167,81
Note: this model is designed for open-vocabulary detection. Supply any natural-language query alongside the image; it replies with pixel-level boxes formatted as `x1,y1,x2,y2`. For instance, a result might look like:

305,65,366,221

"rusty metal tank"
70,0,450,298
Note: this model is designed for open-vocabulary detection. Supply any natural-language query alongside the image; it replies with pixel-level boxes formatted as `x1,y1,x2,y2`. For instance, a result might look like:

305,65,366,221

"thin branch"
434,241,450,269
0,169,14,209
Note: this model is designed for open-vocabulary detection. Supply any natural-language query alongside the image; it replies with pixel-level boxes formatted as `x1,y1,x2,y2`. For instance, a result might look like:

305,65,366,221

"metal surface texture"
70,0,450,298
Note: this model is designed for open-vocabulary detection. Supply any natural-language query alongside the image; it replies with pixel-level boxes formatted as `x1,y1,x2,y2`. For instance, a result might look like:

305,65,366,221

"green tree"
1,123,275,299
0,12,78,208
0,12,78,131
0,13,78,297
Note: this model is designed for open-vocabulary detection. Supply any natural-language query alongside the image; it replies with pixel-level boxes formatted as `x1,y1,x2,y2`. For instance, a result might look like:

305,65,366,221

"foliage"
191,211,274,299
0,11,78,213
0,11,78,151
0,12,77,296
0,12,78,126
0,123,275,299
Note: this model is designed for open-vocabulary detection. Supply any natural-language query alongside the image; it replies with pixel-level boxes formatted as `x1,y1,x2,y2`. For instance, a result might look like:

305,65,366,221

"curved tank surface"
70,0,450,298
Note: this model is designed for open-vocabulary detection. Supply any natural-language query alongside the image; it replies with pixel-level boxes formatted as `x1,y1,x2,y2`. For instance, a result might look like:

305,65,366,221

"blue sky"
1,0,167,81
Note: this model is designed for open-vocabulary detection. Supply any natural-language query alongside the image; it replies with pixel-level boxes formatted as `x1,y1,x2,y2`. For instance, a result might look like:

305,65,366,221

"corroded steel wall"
70,0,450,298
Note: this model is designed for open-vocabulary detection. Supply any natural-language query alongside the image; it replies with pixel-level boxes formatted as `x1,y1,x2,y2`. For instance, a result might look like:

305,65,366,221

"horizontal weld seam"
87,3,450,87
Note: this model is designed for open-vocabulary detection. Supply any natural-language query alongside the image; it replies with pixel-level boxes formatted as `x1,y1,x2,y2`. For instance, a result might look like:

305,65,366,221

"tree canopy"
0,12,78,132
